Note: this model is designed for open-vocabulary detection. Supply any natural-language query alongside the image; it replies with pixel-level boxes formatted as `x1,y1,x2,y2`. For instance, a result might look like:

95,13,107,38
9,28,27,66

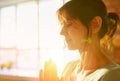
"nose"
60,28,64,35
60,27,66,36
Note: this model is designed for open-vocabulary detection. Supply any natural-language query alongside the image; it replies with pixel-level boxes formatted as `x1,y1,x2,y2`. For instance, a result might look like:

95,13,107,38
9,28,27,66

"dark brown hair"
107,12,119,37
57,0,108,38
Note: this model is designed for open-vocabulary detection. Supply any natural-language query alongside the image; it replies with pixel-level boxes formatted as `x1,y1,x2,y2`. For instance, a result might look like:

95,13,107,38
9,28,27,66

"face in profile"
59,12,88,51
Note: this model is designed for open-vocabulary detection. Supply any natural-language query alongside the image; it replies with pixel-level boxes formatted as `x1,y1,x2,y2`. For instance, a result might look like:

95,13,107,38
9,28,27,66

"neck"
79,35,111,70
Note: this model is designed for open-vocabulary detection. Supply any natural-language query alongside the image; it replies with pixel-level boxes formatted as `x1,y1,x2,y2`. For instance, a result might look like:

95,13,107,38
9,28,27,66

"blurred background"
0,0,119,81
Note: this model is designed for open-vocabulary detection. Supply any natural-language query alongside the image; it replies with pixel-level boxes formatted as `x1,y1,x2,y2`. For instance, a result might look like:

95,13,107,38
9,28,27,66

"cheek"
68,29,87,50
69,27,87,41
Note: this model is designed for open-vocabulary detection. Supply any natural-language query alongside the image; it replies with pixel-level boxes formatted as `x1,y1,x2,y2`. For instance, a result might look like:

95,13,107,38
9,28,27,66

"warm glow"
39,0,64,77
17,1,38,49
49,50,65,78
0,6,16,47
41,49,80,78
0,0,80,78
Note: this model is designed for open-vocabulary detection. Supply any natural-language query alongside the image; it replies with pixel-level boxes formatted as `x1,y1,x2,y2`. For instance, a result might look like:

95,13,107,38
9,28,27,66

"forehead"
58,10,73,23
58,10,84,27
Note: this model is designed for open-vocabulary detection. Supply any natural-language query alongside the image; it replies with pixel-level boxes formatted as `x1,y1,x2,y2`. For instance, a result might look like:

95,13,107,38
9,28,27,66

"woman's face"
59,12,88,50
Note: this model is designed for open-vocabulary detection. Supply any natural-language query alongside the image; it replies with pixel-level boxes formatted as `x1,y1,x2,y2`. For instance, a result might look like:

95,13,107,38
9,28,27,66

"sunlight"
0,0,81,78
0,6,16,48
49,50,65,78
49,50,80,78
17,1,38,49
39,49,65,78
40,49,80,78
39,0,64,78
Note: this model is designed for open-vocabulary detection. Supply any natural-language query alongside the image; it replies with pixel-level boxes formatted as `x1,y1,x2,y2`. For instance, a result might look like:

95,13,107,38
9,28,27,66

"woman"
40,0,120,81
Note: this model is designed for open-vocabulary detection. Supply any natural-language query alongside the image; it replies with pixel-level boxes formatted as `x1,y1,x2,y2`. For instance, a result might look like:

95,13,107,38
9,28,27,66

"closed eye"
66,23,72,28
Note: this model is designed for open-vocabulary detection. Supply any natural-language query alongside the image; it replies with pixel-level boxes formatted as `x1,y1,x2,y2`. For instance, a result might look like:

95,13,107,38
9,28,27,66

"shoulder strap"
84,68,109,81
84,64,120,81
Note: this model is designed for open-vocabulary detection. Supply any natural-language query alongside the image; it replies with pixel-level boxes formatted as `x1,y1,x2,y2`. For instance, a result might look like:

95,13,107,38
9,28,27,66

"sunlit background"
0,0,80,78
0,0,120,80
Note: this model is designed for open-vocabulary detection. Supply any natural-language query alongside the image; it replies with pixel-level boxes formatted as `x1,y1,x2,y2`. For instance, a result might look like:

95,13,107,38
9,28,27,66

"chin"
68,48,76,50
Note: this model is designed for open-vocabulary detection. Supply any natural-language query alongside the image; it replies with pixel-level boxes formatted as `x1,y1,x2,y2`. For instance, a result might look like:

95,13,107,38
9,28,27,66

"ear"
90,16,102,33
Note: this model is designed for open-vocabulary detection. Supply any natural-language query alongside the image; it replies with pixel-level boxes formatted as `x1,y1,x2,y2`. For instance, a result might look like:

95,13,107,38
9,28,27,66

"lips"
66,39,72,43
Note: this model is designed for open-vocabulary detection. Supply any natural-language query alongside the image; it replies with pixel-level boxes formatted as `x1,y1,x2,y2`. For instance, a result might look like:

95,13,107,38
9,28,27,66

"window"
0,6,17,69
16,1,38,68
0,0,79,78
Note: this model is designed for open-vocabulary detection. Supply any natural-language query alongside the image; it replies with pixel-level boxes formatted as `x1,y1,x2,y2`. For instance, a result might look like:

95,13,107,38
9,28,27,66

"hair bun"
107,12,119,37
108,12,119,26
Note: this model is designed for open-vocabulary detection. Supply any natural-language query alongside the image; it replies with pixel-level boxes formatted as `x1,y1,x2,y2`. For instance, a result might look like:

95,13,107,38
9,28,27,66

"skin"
60,14,88,51
40,11,111,81
59,11,111,78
